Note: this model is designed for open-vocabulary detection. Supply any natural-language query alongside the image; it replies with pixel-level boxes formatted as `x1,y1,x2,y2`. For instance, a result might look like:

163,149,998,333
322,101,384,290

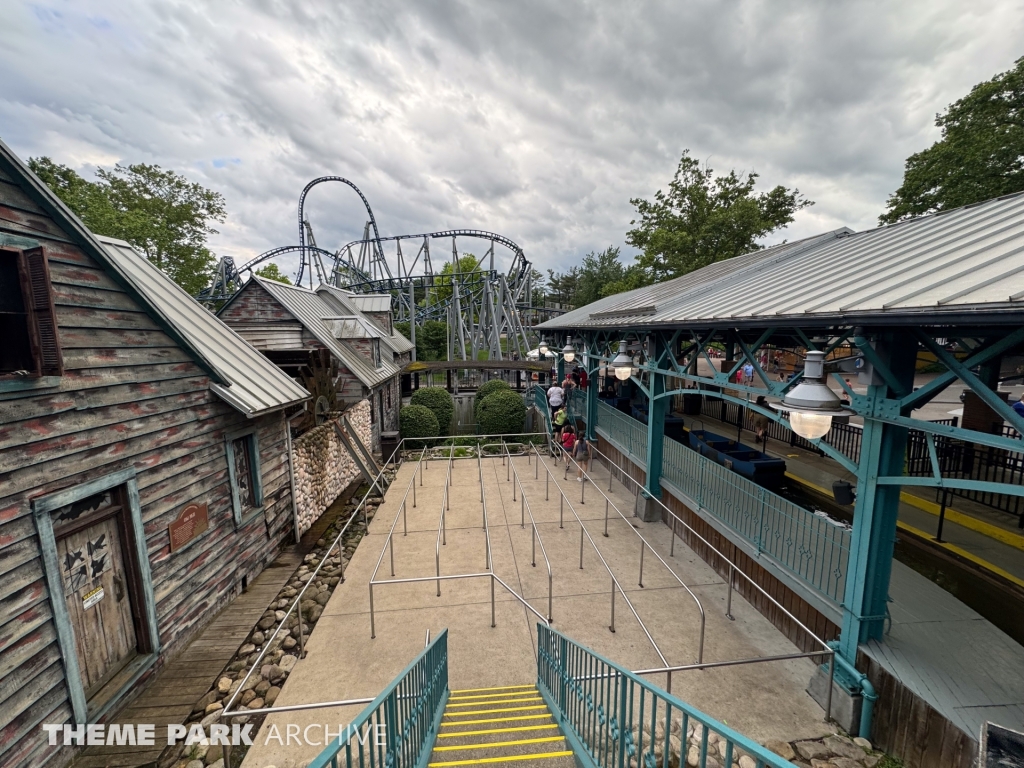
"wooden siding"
0,181,295,768
857,649,975,768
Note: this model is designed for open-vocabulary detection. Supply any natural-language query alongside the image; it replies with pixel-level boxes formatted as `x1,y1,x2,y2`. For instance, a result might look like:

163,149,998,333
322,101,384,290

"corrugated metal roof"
539,194,1024,331
255,279,401,388
316,285,415,355
347,294,392,313
98,238,309,416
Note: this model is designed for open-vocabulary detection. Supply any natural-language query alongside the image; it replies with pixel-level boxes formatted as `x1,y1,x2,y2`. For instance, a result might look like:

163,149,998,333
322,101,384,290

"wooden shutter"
23,247,64,376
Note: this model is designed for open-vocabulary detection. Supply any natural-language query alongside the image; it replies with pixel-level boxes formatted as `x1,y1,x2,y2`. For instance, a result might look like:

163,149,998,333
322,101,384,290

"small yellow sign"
82,586,105,610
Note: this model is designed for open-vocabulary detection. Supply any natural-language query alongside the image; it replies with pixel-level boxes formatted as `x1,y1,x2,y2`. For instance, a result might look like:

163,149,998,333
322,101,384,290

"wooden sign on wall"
168,502,209,552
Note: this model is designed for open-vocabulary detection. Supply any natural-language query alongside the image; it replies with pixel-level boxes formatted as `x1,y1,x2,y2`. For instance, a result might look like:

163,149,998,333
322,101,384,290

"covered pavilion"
536,192,1024,767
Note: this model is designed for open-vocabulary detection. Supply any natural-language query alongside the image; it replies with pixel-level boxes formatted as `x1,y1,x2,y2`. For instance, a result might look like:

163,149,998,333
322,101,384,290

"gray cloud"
1,0,1022,281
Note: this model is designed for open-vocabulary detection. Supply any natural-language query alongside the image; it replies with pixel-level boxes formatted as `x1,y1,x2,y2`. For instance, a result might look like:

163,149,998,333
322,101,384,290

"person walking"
552,405,568,441
752,395,770,450
574,434,591,481
547,381,565,416
560,425,576,467
742,361,754,385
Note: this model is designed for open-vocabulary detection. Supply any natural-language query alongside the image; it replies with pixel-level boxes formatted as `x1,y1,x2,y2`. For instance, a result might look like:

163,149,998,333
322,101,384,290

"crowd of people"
545,365,591,481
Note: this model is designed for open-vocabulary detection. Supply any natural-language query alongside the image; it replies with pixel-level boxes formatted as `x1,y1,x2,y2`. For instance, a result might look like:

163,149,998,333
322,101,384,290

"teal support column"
586,350,598,441
643,337,669,500
556,354,566,385
838,332,917,663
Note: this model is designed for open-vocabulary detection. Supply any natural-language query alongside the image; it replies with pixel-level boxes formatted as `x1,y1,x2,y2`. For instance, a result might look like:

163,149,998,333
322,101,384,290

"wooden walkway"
76,494,355,768
76,548,302,767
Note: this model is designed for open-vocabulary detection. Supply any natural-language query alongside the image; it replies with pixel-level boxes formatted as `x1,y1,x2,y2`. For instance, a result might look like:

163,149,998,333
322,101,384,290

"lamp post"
538,337,550,357
771,350,853,440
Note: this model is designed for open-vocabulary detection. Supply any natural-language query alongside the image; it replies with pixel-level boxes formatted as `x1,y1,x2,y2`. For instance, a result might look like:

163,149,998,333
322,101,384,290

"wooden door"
55,493,138,698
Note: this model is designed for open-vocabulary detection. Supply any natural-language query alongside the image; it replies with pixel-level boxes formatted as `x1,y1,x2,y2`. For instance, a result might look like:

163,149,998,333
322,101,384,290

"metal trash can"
380,431,401,464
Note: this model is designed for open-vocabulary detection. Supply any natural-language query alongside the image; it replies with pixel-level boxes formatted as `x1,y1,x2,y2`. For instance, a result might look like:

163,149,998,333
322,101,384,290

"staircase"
428,684,574,768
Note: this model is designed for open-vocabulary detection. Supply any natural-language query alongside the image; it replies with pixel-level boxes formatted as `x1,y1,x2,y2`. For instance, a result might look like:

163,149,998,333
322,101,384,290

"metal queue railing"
368,439,552,638
505,442,554,622
537,624,796,768
309,630,450,768
558,438,835,721
536,443,708,667
434,445,455,596
522,447,672,681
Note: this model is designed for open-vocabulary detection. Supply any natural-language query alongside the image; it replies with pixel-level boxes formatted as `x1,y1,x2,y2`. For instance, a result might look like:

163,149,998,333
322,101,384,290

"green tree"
28,157,226,294
253,263,292,284
881,57,1024,224
545,267,580,308
410,387,454,434
419,320,449,361
575,247,630,307
626,150,813,282
429,254,482,305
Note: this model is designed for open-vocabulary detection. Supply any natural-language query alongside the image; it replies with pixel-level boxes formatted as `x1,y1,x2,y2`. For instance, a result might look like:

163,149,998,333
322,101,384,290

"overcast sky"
2,1,1022,282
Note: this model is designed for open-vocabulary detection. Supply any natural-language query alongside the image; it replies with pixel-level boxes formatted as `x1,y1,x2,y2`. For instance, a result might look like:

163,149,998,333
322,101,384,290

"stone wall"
292,399,373,536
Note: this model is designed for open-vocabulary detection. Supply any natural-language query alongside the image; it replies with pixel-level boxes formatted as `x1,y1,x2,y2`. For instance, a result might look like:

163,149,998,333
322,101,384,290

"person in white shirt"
547,383,565,415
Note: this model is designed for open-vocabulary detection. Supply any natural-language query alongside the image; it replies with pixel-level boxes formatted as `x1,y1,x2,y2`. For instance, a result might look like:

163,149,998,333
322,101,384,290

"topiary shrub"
410,387,454,434
477,390,527,436
474,379,512,420
400,404,439,448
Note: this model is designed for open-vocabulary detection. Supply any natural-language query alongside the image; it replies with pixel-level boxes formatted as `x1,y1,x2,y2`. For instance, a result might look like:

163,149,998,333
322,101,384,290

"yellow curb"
896,521,1024,591
785,472,1024,553
787,472,1024,589
899,493,1024,553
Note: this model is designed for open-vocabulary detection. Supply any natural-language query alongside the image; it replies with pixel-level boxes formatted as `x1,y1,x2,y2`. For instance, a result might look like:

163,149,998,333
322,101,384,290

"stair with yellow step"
428,685,575,768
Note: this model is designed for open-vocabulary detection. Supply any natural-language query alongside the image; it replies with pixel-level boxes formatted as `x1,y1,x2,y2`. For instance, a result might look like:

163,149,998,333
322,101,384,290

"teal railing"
537,624,793,768
592,402,849,604
310,630,449,768
660,438,849,602
595,401,647,464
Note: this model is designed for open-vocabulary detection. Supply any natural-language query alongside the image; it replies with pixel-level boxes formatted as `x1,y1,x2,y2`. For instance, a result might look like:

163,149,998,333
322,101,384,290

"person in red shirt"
577,366,588,389
561,425,576,467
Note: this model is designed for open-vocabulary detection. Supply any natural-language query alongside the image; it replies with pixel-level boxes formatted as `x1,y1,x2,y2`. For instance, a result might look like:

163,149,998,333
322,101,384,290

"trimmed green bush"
399,404,439,448
474,379,512,419
477,390,527,436
410,387,454,434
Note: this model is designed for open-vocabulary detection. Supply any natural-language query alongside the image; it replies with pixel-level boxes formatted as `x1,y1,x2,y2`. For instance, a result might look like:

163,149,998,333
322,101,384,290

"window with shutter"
0,246,63,378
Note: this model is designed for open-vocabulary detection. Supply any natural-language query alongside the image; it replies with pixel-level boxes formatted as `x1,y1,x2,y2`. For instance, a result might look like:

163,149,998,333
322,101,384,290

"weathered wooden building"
218,278,412,449
0,140,309,768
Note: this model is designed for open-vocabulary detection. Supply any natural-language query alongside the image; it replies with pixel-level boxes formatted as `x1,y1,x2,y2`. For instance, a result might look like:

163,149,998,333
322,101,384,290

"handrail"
537,624,797,768
522,447,669,674
222,431,411,734
506,442,553,622
539,443,707,667
308,629,449,768
370,572,550,636
435,445,455,595
582,436,833,655
561,432,834,718
369,449,428,583
478,445,492,570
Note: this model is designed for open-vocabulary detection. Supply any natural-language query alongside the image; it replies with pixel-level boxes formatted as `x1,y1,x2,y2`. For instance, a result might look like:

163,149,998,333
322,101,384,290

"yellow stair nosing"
443,705,549,717
439,714,554,726
428,750,574,767
438,725,560,738
447,697,542,708
450,684,538,694
433,736,566,752
449,691,539,702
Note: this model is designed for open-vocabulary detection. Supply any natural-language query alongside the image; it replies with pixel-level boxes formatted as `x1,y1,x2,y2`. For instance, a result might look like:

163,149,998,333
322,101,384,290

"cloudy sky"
2,1,1022,281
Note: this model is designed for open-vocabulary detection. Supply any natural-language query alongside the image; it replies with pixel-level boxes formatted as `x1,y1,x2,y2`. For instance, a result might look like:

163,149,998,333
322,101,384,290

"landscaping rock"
248,697,265,710
852,737,872,751
279,654,298,672
266,686,281,705
824,736,866,761
764,741,795,761
194,691,219,713
831,759,863,768
216,677,232,695
251,631,265,645
795,742,830,761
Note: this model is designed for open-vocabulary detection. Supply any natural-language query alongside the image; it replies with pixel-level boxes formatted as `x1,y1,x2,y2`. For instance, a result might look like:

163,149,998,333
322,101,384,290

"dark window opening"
0,250,34,374
0,246,63,378
231,436,255,510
